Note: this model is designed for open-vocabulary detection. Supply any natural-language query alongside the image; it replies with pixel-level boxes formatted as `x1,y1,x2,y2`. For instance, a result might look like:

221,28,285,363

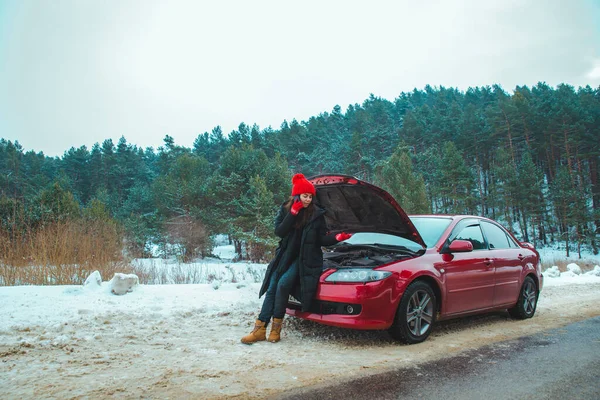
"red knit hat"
291,173,316,196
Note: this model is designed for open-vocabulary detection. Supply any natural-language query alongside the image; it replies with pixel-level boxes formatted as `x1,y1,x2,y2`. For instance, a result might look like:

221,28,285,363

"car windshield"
409,217,453,248
343,232,424,251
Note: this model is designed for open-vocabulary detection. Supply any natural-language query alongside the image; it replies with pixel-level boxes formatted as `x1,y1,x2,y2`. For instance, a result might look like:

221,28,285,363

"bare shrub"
130,259,209,285
130,260,159,285
0,219,129,286
246,264,265,283
237,233,276,263
165,215,211,262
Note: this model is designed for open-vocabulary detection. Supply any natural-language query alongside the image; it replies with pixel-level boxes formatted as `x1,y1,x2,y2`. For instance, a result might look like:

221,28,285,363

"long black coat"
259,203,337,312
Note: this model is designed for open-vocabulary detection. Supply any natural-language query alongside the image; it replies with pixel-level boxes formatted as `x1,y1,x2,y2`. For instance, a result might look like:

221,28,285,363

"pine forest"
1,82,599,283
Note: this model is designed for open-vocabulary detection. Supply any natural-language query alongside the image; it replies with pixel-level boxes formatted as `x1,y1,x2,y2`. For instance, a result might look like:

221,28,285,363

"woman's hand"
335,232,353,241
290,200,303,215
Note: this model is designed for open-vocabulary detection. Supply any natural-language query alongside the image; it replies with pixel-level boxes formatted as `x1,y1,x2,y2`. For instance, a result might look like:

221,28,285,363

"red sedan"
286,175,543,344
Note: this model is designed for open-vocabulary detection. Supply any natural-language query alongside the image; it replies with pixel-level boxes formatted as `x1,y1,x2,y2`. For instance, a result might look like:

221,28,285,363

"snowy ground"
1,246,599,399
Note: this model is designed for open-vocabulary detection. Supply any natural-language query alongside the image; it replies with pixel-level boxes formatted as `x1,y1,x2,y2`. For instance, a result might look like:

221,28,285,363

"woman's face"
299,193,313,208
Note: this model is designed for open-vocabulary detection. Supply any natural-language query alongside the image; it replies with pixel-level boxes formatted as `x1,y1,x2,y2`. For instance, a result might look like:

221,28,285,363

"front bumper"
286,275,400,330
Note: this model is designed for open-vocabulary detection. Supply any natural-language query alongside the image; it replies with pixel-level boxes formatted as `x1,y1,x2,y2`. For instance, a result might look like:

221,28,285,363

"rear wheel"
388,281,437,344
508,276,538,319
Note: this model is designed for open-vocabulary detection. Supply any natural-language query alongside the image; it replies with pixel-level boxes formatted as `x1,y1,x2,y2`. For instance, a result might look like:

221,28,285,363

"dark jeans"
258,260,299,323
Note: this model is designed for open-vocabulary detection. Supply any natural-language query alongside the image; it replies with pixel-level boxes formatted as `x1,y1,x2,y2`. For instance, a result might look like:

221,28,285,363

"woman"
241,173,352,344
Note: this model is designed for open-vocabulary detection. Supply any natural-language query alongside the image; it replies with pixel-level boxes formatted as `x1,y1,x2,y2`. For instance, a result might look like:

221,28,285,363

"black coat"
259,203,337,312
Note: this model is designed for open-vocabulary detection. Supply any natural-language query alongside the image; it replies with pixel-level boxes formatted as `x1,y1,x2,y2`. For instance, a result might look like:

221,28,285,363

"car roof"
409,215,490,221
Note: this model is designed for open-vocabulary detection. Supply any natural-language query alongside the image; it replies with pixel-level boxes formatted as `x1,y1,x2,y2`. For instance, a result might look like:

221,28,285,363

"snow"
0,256,596,341
537,246,599,265
83,270,102,288
1,244,599,398
109,272,140,295
586,265,600,276
544,265,561,278
212,243,236,260
0,244,598,335
565,263,582,275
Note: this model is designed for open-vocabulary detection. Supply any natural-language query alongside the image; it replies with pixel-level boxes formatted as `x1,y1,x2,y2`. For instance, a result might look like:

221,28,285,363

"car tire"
388,281,437,344
508,276,538,319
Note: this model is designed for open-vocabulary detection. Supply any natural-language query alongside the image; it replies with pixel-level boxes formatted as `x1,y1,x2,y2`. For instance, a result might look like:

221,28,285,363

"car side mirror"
447,239,474,253
520,242,535,250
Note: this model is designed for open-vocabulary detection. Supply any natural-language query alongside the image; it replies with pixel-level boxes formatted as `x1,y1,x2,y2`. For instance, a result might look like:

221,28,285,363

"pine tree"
61,145,91,203
439,142,477,214
233,175,278,262
515,151,544,243
374,144,430,214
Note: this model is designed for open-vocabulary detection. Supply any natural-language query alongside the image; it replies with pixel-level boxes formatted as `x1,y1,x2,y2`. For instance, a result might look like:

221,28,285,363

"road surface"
277,316,600,400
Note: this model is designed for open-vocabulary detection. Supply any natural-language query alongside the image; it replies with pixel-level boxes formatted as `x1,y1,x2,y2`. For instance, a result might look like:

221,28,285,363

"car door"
441,221,495,315
480,221,524,307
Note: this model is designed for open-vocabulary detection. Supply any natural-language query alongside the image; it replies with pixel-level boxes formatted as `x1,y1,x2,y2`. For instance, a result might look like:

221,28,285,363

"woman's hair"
284,196,314,228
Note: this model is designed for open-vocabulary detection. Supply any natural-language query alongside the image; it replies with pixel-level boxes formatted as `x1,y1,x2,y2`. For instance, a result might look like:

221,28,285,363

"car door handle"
518,254,525,261
485,258,493,266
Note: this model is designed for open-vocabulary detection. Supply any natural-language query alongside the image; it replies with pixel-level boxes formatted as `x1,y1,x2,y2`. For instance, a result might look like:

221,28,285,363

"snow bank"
544,266,560,278
542,260,600,283
83,270,102,289
566,263,582,275
0,280,262,334
109,273,139,295
585,265,600,277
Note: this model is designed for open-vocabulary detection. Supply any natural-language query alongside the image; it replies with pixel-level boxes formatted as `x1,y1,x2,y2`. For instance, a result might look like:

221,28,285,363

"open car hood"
309,174,426,247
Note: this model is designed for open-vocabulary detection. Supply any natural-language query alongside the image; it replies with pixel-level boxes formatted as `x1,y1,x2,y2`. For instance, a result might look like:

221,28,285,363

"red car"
286,175,543,344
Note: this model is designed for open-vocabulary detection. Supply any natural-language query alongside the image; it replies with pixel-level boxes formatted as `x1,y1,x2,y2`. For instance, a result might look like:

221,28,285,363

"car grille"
287,297,362,315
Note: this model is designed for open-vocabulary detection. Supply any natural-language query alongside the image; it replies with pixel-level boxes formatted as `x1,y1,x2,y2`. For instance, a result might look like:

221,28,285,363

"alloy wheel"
523,280,537,315
406,289,434,336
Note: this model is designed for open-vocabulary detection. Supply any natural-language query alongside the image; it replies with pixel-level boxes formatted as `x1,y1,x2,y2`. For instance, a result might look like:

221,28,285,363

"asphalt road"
275,316,600,400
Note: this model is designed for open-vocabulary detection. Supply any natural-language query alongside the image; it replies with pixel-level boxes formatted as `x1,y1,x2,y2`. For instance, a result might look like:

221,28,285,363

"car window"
454,224,486,250
409,217,453,248
481,221,513,250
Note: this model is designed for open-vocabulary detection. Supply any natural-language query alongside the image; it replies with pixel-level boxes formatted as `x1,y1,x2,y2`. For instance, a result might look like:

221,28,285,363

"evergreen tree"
233,175,278,262
374,144,430,213
61,145,91,203
439,142,477,214
208,126,227,163
515,151,544,243
34,181,81,224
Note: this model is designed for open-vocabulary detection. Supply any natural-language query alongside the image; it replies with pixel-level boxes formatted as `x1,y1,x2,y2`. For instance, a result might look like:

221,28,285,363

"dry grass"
0,219,131,286
541,258,599,273
128,259,266,285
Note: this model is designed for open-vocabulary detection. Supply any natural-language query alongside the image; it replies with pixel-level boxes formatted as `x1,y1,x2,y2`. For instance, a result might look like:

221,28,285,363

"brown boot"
241,319,267,344
268,318,284,343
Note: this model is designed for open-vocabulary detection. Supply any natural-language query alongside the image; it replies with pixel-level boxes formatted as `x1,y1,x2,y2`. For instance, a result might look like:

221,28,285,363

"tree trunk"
563,118,573,176
589,156,600,233
563,215,569,258
233,239,243,260
521,210,529,242
577,225,581,259
502,109,516,165
521,115,531,149
476,156,485,214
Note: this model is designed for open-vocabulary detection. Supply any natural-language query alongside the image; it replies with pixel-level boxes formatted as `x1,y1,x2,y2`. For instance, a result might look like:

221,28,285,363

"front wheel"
508,276,538,319
388,281,437,344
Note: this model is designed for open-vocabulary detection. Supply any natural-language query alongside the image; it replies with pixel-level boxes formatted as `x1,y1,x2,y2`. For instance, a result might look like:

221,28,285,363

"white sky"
1,0,599,157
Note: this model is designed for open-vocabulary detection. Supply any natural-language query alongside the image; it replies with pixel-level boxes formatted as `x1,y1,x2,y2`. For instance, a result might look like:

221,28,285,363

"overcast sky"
1,0,599,157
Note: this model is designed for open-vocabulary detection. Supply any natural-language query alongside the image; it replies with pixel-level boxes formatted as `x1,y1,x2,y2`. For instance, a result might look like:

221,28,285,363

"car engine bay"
322,245,416,269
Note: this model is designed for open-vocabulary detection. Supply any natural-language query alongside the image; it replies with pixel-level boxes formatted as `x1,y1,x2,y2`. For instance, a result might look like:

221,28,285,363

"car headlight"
325,269,392,283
